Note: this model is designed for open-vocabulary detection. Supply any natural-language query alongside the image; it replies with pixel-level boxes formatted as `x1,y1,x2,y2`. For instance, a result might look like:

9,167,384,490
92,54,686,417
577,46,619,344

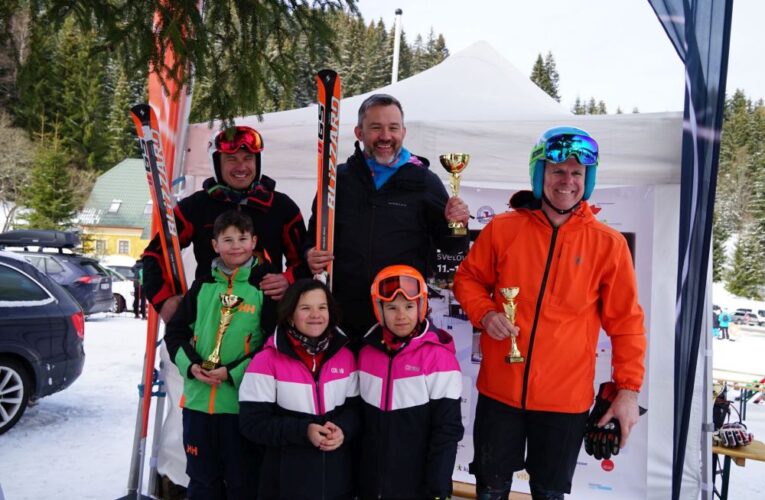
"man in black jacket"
143,126,308,322
306,94,470,347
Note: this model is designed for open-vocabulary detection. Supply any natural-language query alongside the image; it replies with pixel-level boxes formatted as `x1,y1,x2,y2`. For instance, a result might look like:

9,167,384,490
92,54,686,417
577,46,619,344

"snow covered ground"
0,314,149,499
1,311,764,499
713,281,765,313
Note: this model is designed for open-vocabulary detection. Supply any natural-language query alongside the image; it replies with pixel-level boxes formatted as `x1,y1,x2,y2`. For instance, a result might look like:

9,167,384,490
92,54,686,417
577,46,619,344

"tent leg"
148,356,167,497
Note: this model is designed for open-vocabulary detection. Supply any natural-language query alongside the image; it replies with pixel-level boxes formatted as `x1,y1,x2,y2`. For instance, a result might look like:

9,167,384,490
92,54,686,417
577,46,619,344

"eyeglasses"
530,133,599,166
376,275,423,302
214,126,264,154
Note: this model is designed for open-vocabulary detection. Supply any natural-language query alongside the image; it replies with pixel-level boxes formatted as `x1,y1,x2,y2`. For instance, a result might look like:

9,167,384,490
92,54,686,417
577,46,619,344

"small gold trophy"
439,153,470,236
201,293,244,370
500,287,524,364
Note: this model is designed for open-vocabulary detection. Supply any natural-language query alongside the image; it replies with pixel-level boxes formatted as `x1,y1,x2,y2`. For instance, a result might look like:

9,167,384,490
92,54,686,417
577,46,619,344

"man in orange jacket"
453,126,646,500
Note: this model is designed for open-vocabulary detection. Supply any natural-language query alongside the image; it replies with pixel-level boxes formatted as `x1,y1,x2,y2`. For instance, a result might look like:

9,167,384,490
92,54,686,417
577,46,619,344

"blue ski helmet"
528,126,599,201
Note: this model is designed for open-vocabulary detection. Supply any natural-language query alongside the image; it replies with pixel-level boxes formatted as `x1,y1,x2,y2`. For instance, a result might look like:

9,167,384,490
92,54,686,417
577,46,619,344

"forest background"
0,1,762,299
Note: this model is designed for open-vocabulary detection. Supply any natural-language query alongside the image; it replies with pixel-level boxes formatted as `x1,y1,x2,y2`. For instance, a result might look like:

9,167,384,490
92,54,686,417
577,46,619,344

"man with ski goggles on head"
305,94,470,349
142,126,309,323
454,126,647,499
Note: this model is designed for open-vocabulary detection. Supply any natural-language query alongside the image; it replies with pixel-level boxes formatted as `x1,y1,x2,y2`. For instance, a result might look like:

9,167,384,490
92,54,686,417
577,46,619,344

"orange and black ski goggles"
375,275,423,302
215,126,264,154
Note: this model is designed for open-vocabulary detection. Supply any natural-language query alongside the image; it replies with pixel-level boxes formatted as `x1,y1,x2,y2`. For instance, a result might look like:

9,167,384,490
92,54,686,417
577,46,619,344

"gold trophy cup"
439,153,470,236
500,287,524,364
201,293,244,370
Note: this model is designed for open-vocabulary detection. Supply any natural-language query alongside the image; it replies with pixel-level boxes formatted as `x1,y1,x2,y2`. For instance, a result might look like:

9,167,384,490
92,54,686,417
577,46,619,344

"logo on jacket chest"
330,367,345,374
237,303,257,314
386,201,408,208
404,364,421,372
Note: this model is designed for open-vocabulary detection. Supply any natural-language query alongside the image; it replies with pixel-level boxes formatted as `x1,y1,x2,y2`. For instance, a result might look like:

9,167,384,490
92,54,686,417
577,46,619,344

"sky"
355,0,764,113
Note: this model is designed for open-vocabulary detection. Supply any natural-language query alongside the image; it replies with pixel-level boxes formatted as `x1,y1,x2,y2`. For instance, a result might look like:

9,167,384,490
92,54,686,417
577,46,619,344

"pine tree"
586,97,598,114
542,52,560,102
530,54,547,92
410,34,427,75
597,100,607,114
714,89,765,293
7,1,361,124
57,19,110,170
105,63,138,165
748,101,765,270
14,19,62,137
572,97,586,115
0,3,29,111
426,30,449,66
716,90,753,235
23,136,77,230
336,15,367,96
711,211,729,281
726,227,765,299
530,52,560,102
395,29,413,81
362,19,390,92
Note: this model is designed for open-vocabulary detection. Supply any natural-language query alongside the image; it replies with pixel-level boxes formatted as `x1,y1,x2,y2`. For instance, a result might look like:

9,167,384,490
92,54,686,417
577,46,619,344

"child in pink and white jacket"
239,279,359,500
358,265,464,500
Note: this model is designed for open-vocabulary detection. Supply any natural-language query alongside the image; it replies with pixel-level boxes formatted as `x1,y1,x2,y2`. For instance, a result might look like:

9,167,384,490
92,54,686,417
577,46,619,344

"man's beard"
366,141,399,165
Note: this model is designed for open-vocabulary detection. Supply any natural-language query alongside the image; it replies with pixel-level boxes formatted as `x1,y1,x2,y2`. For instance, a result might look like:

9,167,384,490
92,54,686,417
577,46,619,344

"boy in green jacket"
165,210,276,499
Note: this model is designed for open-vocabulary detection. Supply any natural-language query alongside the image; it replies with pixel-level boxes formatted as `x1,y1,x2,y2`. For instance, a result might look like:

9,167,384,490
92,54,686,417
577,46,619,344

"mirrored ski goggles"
215,126,264,154
530,133,599,166
376,275,423,302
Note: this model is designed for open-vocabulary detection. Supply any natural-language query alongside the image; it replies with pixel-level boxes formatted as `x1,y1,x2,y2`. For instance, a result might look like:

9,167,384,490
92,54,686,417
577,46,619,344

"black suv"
0,230,113,315
0,251,85,434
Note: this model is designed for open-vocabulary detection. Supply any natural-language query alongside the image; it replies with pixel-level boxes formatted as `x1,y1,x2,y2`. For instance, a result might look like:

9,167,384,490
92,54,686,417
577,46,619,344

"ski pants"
471,394,588,499
182,408,261,500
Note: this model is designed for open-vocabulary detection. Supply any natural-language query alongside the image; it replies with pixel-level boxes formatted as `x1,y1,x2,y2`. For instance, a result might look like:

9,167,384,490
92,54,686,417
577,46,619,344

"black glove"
584,382,620,460
583,382,647,460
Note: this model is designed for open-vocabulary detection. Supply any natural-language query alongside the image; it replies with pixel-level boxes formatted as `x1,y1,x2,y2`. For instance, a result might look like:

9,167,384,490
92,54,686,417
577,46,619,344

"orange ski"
130,104,187,297
315,69,342,290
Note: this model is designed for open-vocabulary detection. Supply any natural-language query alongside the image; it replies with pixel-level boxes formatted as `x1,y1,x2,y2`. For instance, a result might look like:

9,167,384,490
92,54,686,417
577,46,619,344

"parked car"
732,308,757,326
103,266,134,313
0,250,85,434
0,230,113,316
109,265,136,280
757,310,765,327
100,255,137,281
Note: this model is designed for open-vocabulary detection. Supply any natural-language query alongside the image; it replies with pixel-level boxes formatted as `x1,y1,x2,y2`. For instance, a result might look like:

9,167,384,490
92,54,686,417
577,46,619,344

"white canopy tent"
181,41,683,214
159,41,704,498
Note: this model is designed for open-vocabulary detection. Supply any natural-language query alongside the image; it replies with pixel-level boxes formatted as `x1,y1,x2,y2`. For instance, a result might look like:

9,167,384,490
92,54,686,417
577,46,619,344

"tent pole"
700,258,714,499
391,8,403,84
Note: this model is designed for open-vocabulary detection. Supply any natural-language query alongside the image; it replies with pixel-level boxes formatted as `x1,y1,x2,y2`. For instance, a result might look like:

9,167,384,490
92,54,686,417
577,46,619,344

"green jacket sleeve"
164,279,205,378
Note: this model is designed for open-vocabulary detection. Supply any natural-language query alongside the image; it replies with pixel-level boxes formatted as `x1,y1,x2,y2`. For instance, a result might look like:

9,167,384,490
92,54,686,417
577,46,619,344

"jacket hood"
211,258,255,283
209,257,272,290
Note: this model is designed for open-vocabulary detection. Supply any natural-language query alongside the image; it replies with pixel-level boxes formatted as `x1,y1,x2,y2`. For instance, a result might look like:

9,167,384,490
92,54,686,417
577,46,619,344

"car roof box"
0,229,80,250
